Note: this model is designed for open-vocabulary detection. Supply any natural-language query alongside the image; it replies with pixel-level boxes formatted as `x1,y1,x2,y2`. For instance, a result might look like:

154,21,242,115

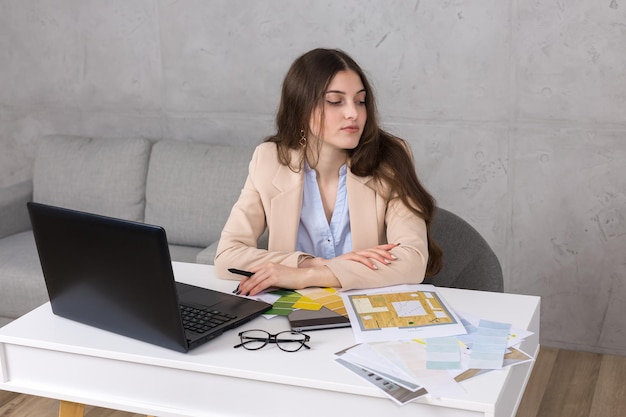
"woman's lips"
342,125,360,133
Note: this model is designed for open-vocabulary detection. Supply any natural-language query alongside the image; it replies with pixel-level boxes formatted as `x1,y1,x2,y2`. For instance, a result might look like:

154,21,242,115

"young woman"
214,48,441,296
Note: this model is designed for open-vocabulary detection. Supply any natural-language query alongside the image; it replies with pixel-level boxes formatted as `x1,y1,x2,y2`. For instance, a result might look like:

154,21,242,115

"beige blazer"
214,142,429,290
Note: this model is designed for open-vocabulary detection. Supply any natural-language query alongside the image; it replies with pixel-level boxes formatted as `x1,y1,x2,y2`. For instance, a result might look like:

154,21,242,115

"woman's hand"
236,263,339,297
237,243,399,296
300,243,400,271
334,243,400,270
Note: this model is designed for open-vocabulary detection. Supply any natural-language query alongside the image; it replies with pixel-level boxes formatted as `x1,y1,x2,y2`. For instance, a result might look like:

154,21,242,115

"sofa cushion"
33,135,152,221
144,141,254,248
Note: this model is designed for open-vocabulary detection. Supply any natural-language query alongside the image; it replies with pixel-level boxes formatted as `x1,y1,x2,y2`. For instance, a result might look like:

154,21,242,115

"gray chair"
423,207,504,292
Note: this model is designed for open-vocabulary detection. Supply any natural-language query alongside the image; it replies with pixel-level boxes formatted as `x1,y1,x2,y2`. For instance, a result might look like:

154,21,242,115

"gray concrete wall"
1,0,624,355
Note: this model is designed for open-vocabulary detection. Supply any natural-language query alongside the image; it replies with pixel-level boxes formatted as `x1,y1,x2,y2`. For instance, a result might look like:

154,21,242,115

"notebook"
288,307,351,332
27,202,272,353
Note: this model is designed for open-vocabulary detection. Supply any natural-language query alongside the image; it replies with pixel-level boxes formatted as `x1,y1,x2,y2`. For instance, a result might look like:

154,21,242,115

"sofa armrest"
0,180,33,238
195,231,268,266
195,242,219,265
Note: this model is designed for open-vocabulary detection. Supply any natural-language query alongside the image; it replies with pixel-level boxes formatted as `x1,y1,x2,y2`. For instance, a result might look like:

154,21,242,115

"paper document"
334,353,427,405
340,284,467,343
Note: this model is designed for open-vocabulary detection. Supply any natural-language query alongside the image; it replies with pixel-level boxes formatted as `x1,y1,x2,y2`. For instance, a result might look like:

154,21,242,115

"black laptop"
27,202,272,353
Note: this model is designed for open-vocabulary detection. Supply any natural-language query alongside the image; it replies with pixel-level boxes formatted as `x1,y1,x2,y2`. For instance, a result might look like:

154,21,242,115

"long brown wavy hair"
266,48,442,276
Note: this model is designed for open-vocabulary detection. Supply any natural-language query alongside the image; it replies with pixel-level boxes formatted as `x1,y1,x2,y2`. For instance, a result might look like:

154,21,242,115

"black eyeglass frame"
234,329,311,352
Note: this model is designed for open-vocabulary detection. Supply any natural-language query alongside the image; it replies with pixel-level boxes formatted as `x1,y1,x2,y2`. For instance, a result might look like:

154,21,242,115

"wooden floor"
515,347,626,417
1,347,625,417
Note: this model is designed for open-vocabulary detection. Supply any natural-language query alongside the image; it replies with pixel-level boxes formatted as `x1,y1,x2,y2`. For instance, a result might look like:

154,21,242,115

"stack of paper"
334,285,534,405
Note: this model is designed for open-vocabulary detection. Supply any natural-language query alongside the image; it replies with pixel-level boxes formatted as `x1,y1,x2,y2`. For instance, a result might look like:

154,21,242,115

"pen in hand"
229,268,254,294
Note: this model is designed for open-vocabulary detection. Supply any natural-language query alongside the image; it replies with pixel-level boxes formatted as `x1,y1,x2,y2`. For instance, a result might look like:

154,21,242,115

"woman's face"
308,70,367,151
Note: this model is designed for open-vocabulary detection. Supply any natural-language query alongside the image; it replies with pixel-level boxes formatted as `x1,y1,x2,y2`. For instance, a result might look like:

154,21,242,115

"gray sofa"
0,136,254,327
0,135,504,328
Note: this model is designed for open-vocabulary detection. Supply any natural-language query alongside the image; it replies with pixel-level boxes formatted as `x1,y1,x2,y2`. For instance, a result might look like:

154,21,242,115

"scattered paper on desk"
262,290,322,316
337,343,419,390
254,288,348,317
426,337,462,370
337,341,465,398
335,355,427,405
467,320,511,369
454,346,534,382
478,319,511,337
373,340,466,398
333,302,537,404
253,292,282,305
458,312,533,348
296,287,347,317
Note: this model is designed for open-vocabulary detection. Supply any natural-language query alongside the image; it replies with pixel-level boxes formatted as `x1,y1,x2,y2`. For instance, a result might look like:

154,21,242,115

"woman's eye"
326,100,342,105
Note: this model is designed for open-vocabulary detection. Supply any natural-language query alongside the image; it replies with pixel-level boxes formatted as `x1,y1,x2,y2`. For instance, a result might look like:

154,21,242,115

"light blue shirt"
296,162,352,259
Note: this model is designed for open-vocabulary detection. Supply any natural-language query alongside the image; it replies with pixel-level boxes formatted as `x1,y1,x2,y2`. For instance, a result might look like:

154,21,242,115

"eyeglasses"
234,329,311,352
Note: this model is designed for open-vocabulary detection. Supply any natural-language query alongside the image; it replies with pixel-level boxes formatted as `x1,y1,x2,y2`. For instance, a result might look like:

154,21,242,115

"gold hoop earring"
299,129,307,147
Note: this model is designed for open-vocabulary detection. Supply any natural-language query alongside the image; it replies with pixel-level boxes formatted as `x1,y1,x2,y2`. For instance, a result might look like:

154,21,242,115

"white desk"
0,262,540,417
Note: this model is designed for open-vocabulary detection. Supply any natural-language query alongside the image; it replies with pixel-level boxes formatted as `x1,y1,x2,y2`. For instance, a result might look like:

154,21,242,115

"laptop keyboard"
180,304,237,333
